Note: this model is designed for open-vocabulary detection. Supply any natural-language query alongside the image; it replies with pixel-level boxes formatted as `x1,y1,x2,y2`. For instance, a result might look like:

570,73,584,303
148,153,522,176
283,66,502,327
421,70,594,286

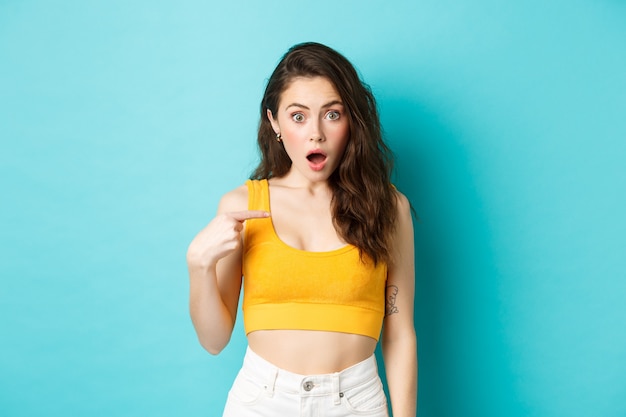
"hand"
187,210,269,268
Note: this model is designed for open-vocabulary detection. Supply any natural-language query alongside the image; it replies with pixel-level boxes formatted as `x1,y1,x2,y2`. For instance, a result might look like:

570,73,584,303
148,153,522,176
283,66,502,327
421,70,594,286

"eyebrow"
285,100,344,110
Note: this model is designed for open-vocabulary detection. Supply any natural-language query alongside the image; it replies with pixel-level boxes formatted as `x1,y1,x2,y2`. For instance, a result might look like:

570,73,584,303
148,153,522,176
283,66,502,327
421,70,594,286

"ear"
267,109,280,134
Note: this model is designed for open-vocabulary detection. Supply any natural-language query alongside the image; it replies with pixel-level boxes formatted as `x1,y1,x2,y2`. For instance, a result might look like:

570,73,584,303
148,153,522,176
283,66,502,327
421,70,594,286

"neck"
274,170,333,195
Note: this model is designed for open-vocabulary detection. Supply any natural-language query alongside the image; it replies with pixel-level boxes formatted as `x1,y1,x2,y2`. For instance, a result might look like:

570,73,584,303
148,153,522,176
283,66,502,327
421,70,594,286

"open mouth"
306,152,327,164
306,150,328,171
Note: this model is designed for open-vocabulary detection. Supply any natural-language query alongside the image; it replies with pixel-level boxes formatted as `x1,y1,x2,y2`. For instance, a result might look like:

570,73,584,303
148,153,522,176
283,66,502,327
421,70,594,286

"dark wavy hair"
251,42,396,265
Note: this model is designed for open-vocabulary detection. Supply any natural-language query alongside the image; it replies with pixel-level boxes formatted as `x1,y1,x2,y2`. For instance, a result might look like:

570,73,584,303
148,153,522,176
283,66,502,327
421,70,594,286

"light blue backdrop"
1,1,625,416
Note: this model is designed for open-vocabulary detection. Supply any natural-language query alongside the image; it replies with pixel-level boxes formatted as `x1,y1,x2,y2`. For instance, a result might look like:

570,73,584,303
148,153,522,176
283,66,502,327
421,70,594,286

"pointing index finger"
229,210,270,222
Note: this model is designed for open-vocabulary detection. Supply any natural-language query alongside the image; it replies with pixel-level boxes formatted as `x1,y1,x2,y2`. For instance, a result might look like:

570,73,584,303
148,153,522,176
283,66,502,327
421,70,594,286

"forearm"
188,263,237,355
382,331,418,417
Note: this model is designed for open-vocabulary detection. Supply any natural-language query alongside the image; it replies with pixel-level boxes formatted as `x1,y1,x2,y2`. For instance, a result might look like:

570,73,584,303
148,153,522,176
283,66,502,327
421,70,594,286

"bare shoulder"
217,183,249,214
393,189,412,222
390,189,414,265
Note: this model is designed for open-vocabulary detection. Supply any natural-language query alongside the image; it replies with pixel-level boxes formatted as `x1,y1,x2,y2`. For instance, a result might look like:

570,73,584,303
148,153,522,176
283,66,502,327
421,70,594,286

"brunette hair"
251,42,396,264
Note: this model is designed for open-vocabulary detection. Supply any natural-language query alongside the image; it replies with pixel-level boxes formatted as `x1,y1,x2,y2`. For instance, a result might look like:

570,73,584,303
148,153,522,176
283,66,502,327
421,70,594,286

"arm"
186,186,268,354
382,192,417,417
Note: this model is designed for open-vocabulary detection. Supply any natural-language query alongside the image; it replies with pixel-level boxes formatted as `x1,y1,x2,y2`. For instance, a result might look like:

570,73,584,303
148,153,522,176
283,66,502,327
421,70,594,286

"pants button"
303,381,314,391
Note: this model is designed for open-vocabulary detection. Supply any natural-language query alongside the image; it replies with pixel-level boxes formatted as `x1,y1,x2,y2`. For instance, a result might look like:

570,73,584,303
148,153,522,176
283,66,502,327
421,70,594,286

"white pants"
222,347,389,417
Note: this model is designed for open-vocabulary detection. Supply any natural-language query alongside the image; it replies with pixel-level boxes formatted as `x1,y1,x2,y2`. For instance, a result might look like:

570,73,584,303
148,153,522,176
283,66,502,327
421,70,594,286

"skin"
187,76,417,416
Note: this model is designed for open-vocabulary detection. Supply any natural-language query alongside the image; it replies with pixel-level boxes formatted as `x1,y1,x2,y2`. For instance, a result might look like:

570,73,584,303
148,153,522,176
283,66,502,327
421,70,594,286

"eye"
326,110,341,120
292,113,305,122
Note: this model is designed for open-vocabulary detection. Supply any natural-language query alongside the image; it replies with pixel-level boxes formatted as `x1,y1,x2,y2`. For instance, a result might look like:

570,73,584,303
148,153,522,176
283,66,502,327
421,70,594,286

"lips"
306,149,328,171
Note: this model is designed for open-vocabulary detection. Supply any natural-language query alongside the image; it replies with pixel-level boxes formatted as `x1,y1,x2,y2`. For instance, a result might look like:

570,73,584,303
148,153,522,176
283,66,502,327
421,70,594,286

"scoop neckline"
262,179,356,256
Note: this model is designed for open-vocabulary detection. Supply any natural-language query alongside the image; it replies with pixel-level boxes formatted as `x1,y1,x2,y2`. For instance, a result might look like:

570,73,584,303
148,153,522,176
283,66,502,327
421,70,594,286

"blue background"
1,1,625,416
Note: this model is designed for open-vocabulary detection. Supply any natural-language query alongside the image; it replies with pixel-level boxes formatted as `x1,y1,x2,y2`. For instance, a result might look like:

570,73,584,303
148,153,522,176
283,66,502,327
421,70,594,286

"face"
268,76,350,184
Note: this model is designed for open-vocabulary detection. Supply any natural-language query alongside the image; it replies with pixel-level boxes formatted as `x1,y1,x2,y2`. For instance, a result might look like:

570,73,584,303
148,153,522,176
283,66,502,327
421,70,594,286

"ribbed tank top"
242,179,387,341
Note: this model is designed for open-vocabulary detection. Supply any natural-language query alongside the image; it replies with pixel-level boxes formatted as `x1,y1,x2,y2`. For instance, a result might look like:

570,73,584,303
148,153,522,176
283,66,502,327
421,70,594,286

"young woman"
187,42,417,417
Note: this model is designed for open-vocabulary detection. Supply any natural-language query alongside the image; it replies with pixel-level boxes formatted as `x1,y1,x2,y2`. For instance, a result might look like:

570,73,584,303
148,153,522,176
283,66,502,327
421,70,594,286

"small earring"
276,133,282,142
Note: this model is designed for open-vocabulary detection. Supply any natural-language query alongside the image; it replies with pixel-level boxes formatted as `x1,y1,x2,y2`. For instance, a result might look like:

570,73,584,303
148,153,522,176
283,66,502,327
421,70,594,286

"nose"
309,119,325,142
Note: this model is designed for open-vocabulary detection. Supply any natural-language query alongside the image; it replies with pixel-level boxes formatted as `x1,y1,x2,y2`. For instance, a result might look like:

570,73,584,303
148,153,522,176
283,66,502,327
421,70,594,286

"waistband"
240,347,379,404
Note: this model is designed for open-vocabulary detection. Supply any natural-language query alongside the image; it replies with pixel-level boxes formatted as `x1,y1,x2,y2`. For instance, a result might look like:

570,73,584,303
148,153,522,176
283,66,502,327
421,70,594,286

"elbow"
205,346,223,356
198,335,230,356
190,311,235,355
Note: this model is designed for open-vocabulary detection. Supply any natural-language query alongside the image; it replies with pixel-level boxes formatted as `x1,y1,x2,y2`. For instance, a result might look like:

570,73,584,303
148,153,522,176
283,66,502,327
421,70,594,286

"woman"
187,42,417,417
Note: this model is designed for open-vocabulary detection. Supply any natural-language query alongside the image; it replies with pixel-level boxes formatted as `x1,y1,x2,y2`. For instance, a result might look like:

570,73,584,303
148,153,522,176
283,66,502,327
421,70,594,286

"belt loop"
331,373,341,405
266,367,278,397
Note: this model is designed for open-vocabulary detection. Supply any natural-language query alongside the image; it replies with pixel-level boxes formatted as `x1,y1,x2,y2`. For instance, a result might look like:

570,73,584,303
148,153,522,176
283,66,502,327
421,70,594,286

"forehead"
278,76,342,108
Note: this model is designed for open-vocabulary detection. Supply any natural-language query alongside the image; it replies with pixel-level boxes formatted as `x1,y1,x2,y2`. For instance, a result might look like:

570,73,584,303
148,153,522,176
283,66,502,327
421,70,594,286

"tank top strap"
245,179,270,211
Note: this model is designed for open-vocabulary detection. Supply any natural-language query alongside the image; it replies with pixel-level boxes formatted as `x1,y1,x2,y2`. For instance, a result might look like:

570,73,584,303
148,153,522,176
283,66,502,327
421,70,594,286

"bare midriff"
247,329,378,374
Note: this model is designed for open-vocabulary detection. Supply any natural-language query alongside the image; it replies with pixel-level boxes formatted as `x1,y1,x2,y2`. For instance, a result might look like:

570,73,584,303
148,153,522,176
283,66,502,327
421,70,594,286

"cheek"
326,119,349,138
340,124,350,139
333,132,350,159
281,124,305,141
333,122,350,145
279,135,301,160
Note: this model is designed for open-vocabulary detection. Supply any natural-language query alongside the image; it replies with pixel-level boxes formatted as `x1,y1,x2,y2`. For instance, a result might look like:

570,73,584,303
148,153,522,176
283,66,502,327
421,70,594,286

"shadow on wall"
376,96,526,416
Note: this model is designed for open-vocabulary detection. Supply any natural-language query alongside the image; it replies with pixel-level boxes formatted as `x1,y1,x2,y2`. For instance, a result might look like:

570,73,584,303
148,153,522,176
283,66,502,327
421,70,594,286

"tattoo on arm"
385,285,399,316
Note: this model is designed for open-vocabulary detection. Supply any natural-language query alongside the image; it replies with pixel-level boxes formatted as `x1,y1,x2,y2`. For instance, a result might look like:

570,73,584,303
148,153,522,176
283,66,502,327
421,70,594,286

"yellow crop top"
242,179,388,341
